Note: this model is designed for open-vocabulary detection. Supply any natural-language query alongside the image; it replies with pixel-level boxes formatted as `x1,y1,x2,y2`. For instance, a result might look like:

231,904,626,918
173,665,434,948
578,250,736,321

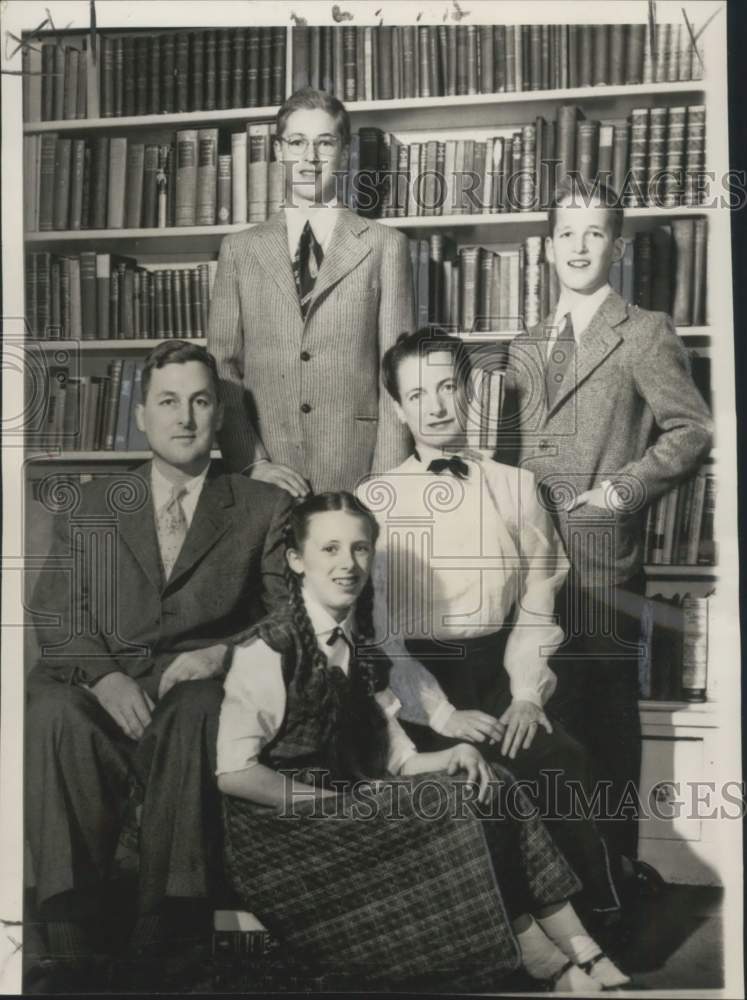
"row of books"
370,105,706,218
24,254,217,341
23,30,286,122
643,470,716,567
36,361,154,452
291,23,704,101
638,594,710,701
409,220,708,333
24,109,708,233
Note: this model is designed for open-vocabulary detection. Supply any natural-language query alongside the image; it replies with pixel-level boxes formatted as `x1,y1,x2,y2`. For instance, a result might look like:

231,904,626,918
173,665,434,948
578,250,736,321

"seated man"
25,340,291,987
357,328,623,926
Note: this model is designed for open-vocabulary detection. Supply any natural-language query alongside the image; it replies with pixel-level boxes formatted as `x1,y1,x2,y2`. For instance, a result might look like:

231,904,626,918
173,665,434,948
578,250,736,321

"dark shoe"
24,956,110,994
630,859,666,897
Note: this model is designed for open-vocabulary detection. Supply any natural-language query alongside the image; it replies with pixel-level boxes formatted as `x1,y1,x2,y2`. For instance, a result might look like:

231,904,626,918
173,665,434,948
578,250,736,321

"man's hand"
446,743,494,803
249,460,309,498
498,700,553,760
441,709,506,744
158,645,228,700
92,671,154,741
569,482,624,512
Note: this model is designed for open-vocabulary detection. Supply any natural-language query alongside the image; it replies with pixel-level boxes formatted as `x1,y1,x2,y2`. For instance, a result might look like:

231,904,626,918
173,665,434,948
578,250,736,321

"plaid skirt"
223,770,581,990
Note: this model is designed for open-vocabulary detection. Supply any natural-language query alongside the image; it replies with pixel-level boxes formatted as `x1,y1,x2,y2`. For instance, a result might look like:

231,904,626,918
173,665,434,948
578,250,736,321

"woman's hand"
446,743,494,803
498,700,553,760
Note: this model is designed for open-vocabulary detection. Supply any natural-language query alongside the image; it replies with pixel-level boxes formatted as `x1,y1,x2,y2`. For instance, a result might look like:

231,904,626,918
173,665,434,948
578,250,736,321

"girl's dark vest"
237,609,390,782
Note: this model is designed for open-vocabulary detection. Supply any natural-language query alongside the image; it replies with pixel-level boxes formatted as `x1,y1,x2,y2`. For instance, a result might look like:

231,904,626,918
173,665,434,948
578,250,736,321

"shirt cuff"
428,700,456,735
511,688,544,709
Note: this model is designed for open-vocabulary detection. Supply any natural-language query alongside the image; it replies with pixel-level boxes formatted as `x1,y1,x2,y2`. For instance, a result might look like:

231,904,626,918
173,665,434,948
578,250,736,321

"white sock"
514,917,570,981
537,902,601,964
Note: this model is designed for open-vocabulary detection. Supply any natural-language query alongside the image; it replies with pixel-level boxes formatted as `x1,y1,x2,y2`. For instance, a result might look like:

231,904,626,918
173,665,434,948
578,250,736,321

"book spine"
134,36,149,116
52,138,72,231
63,46,79,120
577,25,592,87
161,33,175,113
191,32,205,112
142,145,159,229
232,28,246,109
292,26,309,91
576,121,598,186
686,470,708,564
53,43,65,121
107,137,128,229
627,108,649,207
121,36,135,116
37,253,51,339
625,24,645,84
196,129,218,226
272,26,290,107
529,25,542,91
217,29,232,110
519,125,536,211
102,361,124,449
204,30,217,111
125,143,145,229
41,42,56,121
671,219,695,325
692,218,708,326
592,24,609,86
114,359,135,450
231,133,248,224
175,129,199,228
681,596,708,700
459,246,479,332
309,27,321,92
149,35,161,115
217,155,233,224
95,254,110,339
175,31,190,113
662,106,686,207
68,139,86,231
247,124,270,223
609,24,625,85
647,107,668,206
331,26,344,100
556,105,580,187
378,27,393,101
684,105,706,207
259,28,272,106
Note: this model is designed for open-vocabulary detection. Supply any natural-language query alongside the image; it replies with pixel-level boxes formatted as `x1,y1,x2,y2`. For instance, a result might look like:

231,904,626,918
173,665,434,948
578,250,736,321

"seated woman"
216,492,629,992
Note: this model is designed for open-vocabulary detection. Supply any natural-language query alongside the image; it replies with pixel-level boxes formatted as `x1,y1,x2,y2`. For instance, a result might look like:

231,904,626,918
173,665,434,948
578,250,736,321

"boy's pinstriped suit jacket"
208,207,416,494
504,290,713,586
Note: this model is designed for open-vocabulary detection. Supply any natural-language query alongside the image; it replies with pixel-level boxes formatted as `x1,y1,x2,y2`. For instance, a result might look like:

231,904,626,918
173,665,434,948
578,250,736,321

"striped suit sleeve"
371,230,416,474
208,236,269,472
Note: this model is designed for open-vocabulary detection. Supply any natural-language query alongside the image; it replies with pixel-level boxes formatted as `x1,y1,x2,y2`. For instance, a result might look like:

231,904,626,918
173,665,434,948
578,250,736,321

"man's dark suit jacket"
29,461,292,700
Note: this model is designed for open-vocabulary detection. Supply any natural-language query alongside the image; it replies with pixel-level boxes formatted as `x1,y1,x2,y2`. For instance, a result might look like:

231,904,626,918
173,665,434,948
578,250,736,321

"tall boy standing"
504,182,713,882
208,87,415,496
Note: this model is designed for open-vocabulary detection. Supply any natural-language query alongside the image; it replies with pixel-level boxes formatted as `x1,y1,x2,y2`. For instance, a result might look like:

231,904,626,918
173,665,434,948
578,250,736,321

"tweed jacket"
29,462,292,700
504,290,713,586
207,208,416,493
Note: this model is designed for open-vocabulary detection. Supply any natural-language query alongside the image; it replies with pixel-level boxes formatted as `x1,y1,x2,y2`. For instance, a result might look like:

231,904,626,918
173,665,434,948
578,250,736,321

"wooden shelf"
639,699,719,728
644,564,717,577
32,338,207,351
22,81,705,135
26,206,710,254
26,449,222,463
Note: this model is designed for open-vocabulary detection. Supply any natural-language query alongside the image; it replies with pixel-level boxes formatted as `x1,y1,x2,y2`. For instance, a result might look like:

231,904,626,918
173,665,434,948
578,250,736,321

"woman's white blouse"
216,592,417,778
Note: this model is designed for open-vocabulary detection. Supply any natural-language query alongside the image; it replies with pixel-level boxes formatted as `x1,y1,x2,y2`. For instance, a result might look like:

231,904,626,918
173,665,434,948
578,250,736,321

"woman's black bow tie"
414,450,470,480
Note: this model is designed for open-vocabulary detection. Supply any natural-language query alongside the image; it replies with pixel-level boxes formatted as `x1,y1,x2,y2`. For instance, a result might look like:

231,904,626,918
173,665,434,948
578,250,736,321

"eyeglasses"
279,135,341,157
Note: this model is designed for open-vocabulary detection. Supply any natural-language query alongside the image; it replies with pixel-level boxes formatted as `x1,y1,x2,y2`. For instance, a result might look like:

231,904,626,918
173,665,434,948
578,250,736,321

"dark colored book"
609,24,625,85
102,360,124,450
541,24,550,90
101,36,114,118
663,105,686,207
698,475,717,565
80,144,92,230
522,24,530,90
505,25,516,92
191,32,205,112
567,25,578,88
633,231,653,309
79,251,98,339
63,46,79,120
494,26,506,92
25,253,38,337
429,25,441,96
125,143,145,229
292,25,309,90
578,25,592,87
122,36,136,116
272,28,287,105
36,253,51,339
647,106,668,206
692,218,708,326
204,30,217,111
309,27,321,91
459,245,479,332
418,26,431,98
149,33,161,114
113,37,124,117
38,133,58,231
90,136,110,231
196,128,218,226
576,120,599,186
402,25,416,98
176,31,190,112
356,127,386,219
650,225,673,314
161,33,175,114
95,254,111,339
107,137,128,229
671,218,695,325
191,269,203,336
332,26,345,100
69,139,86,231
142,144,159,229
625,23,645,84
627,107,649,207
592,24,609,85
246,28,260,108
53,138,72,231
466,25,478,95
231,29,245,109
217,29,231,110
135,36,149,115
378,27,393,101
53,43,65,120
529,24,542,90
611,123,629,200
556,104,583,187
684,105,706,207
41,42,56,120
259,27,273,106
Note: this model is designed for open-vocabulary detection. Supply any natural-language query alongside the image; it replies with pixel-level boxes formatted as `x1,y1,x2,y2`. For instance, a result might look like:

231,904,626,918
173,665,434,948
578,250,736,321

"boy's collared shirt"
359,450,568,732
546,282,613,356
284,204,340,260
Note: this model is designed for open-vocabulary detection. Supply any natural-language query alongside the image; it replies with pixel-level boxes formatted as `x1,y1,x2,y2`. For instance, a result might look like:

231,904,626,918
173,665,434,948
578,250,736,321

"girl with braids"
216,492,628,992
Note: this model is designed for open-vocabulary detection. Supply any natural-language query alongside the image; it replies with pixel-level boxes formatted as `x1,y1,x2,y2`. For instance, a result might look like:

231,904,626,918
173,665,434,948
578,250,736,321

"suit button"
300,403,312,413
539,439,549,449
300,351,311,361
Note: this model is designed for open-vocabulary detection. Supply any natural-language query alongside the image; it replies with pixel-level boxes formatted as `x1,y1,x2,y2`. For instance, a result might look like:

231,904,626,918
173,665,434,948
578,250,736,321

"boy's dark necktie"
293,220,324,319
545,313,575,408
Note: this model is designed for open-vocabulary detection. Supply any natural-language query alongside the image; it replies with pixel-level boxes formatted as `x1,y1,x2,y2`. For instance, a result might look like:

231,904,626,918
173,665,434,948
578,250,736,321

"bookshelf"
20,11,728,887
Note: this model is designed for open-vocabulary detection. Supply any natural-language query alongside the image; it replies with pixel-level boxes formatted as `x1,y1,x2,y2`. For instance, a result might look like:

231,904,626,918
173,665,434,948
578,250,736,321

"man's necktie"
157,485,188,581
427,456,470,480
293,220,324,319
545,312,575,408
